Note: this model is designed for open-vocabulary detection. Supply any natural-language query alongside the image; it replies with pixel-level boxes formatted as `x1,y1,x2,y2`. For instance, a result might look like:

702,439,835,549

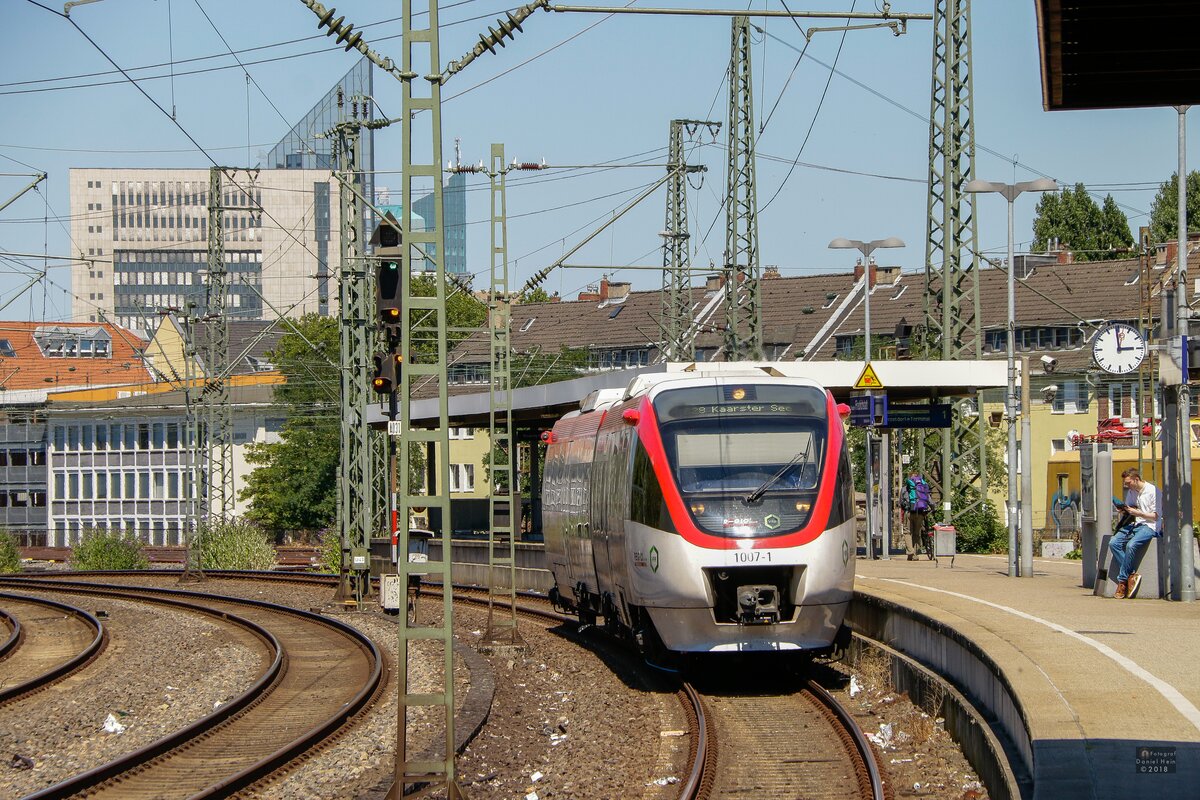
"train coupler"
737,584,781,624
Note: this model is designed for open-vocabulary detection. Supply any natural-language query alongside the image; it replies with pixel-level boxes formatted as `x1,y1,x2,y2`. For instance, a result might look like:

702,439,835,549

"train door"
589,423,619,599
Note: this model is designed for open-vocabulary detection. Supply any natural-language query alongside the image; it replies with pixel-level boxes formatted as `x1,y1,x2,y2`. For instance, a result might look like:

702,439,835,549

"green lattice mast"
723,17,763,361
923,0,986,517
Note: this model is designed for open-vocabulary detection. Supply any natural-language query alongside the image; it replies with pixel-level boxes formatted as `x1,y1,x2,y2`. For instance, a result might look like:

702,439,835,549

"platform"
851,554,1200,800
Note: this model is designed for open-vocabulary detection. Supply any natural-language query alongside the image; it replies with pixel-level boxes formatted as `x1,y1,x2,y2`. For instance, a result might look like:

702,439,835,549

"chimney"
852,259,878,287
607,281,631,301
578,284,601,302
706,273,724,291
763,265,781,279
599,277,610,301
1056,250,1074,265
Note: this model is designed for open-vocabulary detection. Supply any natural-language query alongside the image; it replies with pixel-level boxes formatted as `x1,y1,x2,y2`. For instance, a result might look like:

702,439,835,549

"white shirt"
1124,481,1162,533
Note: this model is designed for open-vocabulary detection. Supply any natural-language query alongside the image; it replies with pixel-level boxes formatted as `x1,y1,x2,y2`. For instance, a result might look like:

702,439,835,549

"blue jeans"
1109,523,1157,583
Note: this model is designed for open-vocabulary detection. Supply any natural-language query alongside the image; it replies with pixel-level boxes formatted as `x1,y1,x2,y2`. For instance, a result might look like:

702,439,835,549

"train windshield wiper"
744,446,810,504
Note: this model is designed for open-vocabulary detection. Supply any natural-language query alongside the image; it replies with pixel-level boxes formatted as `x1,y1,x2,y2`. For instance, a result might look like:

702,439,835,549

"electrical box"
350,548,370,571
380,574,402,611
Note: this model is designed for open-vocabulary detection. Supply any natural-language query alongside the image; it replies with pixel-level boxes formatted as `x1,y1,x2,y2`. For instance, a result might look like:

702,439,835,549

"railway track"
0,592,107,705
0,577,383,799
438,584,885,800
12,571,886,800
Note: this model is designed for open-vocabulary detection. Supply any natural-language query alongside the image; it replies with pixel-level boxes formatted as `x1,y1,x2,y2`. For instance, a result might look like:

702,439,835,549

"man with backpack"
901,472,933,560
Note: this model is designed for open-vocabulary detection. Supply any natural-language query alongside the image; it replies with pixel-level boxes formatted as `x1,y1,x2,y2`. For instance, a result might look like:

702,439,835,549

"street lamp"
965,177,1057,578
829,236,904,560
828,237,905,363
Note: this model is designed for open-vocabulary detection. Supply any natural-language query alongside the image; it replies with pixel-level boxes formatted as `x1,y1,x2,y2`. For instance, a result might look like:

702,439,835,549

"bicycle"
906,512,935,561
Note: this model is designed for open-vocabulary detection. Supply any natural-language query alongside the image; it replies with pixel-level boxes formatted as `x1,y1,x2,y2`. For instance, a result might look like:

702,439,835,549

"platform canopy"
384,360,1011,429
1036,1,1200,110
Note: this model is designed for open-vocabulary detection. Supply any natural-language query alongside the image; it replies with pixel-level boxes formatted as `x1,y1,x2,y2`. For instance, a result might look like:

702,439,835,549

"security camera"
1042,384,1059,402
1041,355,1058,374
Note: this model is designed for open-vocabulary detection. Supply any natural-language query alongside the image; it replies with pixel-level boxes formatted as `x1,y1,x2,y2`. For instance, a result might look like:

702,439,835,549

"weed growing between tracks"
836,647,986,799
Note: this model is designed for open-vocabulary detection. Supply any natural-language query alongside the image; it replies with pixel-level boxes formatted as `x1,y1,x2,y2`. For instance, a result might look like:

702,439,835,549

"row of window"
983,327,1088,353
0,490,46,507
53,422,194,452
33,329,111,359
0,449,47,467
116,250,262,265
53,469,193,501
52,518,185,547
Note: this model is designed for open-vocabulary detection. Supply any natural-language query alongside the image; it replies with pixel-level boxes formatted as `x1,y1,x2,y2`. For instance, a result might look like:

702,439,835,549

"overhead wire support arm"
549,4,931,20
301,1,418,81
0,172,47,215
441,0,553,82
519,170,676,295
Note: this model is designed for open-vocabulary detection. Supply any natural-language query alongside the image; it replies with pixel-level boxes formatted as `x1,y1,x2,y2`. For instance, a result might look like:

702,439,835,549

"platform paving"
855,554,1200,799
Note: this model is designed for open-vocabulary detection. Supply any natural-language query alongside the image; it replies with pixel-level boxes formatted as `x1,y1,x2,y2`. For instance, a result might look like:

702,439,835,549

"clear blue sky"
1,0,1194,323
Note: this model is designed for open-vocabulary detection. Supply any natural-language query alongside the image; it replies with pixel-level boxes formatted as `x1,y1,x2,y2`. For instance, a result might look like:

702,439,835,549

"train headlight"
690,502,705,515
795,501,811,513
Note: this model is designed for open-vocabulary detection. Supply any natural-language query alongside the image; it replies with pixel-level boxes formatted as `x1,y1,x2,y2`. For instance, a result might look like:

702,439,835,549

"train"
542,371,855,661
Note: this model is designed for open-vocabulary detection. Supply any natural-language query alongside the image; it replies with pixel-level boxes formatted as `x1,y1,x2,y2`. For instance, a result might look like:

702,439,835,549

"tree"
1148,170,1200,247
241,276,488,537
240,314,340,535
517,286,553,304
1031,182,1133,261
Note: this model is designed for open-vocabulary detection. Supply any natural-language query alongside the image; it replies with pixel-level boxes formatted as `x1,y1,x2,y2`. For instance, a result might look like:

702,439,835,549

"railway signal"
371,351,402,394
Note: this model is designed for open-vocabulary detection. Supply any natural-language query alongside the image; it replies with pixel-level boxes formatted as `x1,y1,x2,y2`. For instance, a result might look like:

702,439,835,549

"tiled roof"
0,322,151,391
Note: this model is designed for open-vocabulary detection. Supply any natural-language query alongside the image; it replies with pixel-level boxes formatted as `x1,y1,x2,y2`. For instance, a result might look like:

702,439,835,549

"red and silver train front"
545,375,855,654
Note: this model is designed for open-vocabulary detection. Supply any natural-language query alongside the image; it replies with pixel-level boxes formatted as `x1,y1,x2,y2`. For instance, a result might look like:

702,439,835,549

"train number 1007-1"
733,551,772,564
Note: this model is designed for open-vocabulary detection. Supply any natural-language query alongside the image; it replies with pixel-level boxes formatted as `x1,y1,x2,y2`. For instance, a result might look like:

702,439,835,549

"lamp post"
829,236,904,559
965,178,1057,578
828,237,905,363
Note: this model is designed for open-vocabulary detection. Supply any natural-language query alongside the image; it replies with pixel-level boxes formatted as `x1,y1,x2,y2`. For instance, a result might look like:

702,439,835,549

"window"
83,425,94,450
54,473,65,498
95,424,107,450
153,423,165,449
68,426,80,450
168,472,179,498
111,473,121,499
153,472,165,499
0,340,14,358
166,423,179,449
139,472,150,498
1052,380,1089,414
449,427,474,440
82,472,93,497
96,473,107,499
138,423,150,449
69,472,79,499
449,463,475,493
125,473,135,499
9,450,26,467
54,426,66,450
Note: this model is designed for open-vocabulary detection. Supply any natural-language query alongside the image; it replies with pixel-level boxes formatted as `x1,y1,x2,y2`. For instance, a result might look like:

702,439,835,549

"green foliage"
1148,170,1200,247
241,314,339,536
1063,548,1083,560
71,528,148,570
408,274,488,363
318,530,340,574
940,499,1007,554
1032,182,1133,261
195,519,277,570
0,531,20,573
518,287,553,304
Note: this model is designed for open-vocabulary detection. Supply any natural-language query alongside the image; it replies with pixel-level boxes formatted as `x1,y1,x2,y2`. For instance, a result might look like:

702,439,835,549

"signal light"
372,351,402,394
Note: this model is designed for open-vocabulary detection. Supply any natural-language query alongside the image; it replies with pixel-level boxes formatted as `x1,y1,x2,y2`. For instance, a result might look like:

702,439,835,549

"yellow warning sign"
853,363,885,390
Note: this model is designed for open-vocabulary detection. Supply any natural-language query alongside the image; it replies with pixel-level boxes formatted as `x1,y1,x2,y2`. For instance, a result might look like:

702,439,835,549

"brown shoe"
1127,573,1142,598
1114,580,1127,599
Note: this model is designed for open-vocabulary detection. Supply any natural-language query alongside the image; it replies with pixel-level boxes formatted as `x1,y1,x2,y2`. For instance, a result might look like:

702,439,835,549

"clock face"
1092,323,1146,374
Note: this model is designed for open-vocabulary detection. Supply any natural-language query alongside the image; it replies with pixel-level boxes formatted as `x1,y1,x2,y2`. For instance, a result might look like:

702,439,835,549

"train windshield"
653,383,830,537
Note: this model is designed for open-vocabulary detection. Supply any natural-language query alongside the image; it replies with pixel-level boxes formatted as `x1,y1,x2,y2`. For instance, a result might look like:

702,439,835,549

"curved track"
0,592,107,704
12,571,885,800
0,577,383,799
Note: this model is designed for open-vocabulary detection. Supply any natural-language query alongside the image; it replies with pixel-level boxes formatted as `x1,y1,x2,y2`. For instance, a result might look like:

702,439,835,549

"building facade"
70,168,343,332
